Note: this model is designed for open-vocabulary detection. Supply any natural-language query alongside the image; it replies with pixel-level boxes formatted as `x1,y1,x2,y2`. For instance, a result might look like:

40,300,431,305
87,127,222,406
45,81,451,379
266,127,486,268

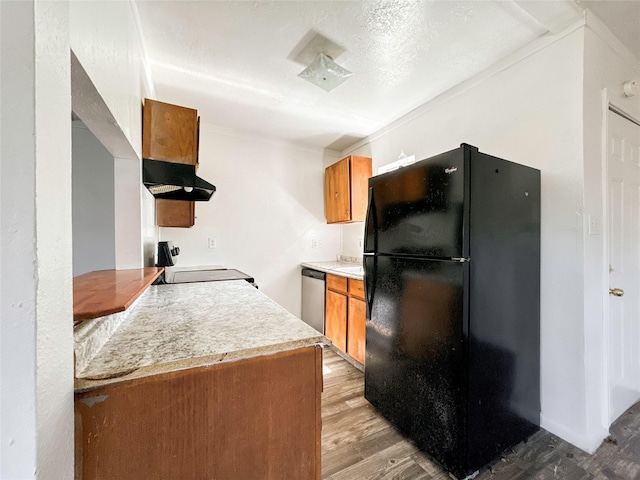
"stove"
163,266,255,285
156,241,256,286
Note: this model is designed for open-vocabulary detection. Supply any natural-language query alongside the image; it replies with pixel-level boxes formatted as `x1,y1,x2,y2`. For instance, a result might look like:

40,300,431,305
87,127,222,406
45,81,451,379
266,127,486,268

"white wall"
0,1,158,477
72,121,116,276
342,222,366,259
70,1,145,159
160,125,341,316
70,0,157,270
114,157,147,269
1,1,74,478
582,12,640,448
342,28,591,448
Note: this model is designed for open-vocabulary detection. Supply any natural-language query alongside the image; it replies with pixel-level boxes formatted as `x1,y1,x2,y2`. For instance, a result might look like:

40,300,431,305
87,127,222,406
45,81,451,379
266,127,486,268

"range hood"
143,159,216,201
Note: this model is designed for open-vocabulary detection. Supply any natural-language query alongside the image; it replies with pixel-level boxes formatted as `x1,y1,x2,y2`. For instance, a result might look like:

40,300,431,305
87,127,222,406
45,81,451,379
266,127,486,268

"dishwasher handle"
301,268,326,281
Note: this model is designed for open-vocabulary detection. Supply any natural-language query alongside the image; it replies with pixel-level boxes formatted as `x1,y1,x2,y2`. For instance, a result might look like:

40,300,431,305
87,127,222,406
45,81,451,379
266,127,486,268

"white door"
608,109,640,424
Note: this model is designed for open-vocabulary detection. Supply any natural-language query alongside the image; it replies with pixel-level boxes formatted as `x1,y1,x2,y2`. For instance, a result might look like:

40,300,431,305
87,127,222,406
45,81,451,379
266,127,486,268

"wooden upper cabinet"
324,158,350,223
324,155,372,224
142,99,198,165
155,199,195,228
142,99,200,228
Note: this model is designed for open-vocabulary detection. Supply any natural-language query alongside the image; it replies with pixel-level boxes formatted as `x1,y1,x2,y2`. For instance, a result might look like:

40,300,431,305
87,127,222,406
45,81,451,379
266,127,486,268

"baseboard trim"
541,415,606,453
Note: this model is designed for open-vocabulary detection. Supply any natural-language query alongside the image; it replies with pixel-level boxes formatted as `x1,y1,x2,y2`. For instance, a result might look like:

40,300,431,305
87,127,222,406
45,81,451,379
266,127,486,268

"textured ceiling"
135,0,637,152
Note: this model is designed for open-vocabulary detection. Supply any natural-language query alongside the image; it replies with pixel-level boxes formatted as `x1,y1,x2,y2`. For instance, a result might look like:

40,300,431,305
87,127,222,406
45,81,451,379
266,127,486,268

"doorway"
606,107,640,424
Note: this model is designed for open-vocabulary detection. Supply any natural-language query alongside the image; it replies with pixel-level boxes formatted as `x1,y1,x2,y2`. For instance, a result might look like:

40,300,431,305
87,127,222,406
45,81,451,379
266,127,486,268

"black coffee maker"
157,241,180,267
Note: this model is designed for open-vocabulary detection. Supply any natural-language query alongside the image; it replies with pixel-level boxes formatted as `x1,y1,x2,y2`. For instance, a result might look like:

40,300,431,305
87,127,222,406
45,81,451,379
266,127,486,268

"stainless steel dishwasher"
301,268,325,334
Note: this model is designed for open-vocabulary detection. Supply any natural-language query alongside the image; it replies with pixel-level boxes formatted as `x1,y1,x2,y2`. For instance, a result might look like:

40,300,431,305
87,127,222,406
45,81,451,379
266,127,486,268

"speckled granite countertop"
301,261,364,280
75,280,325,392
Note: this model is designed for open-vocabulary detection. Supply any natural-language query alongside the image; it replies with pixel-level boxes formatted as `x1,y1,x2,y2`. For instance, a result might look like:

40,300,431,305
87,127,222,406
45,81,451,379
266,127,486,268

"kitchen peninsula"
74,273,325,480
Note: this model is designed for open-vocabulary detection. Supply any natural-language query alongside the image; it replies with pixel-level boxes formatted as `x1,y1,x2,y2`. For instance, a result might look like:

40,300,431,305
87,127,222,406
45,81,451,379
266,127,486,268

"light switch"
589,215,601,235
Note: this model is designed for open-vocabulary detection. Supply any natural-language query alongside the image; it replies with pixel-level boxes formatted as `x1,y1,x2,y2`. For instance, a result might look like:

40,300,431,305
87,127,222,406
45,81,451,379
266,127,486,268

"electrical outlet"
208,238,217,249
589,215,601,236
311,239,318,249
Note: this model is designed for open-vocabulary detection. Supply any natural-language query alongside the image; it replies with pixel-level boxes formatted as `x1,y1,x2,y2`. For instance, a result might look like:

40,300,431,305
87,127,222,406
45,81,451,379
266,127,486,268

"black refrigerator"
363,144,540,479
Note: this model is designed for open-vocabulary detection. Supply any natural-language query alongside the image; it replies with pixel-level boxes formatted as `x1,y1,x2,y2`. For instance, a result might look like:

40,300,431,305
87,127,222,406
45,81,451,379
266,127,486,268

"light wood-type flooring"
321,348,640,480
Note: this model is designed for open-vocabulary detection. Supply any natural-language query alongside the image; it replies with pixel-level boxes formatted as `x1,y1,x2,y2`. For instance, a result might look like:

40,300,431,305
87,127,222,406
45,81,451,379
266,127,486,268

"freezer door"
365,146,468,258
364,255,468,475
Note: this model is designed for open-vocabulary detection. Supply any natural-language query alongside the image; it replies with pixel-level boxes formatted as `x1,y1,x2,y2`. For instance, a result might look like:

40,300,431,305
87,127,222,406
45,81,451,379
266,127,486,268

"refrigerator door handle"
364,256,376,320
363,187,377,254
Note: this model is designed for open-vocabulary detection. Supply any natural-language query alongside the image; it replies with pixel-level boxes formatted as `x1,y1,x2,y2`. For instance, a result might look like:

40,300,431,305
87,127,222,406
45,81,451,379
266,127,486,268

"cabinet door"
142,99,198,165
327,273,347,294
75,347,322,480
347,296,366,364
143,99,198,228
156,199,194,228
325,289,347,352
324,158,351,223
348,156,373,222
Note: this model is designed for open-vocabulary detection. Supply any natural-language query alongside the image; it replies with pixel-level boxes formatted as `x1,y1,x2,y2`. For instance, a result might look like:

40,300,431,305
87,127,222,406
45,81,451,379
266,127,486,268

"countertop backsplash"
337,254,362,264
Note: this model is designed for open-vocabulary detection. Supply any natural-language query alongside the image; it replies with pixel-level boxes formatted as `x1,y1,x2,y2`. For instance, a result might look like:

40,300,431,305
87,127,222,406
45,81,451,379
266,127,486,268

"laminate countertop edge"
74,281,327,392
74,339,327,392
301,261,364,280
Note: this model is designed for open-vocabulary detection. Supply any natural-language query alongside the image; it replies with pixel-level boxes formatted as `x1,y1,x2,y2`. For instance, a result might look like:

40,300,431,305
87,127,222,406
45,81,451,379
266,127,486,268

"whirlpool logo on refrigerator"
444,167,458,174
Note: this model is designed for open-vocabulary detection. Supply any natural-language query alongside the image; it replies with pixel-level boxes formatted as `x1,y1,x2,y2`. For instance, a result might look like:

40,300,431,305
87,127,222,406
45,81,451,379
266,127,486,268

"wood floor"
321,348,640,480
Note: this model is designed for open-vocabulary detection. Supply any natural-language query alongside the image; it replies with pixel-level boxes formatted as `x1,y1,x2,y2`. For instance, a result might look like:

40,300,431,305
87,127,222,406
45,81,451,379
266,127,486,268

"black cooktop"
165,268,254,285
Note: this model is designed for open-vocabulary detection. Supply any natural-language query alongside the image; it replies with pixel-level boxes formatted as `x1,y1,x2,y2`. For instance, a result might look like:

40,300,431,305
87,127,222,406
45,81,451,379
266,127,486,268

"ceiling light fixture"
298,53,352,92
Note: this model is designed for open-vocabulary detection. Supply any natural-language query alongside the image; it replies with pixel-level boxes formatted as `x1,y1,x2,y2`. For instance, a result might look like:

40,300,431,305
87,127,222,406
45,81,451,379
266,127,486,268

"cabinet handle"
335,192,338,198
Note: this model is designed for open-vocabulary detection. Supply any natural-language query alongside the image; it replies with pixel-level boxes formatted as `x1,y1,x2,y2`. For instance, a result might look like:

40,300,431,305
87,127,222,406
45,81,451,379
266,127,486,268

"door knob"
609,288,624,297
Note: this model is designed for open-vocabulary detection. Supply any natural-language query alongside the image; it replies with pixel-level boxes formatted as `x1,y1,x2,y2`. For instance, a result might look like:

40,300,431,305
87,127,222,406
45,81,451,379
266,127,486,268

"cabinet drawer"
348,279,365,300
326,274,348,294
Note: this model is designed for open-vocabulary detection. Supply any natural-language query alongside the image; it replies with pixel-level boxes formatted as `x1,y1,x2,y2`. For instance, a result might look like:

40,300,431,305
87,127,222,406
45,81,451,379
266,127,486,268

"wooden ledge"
73,268,164,323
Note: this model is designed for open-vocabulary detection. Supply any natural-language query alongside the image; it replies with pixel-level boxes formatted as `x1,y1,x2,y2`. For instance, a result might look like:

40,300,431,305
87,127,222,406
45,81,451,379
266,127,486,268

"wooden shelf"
73,268,164,322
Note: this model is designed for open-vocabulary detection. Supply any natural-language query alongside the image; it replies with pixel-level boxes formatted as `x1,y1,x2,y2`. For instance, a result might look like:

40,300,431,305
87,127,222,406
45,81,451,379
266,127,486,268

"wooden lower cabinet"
325,289,347,352
325,274,366,365
75,346,322,480
347,296,366,364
